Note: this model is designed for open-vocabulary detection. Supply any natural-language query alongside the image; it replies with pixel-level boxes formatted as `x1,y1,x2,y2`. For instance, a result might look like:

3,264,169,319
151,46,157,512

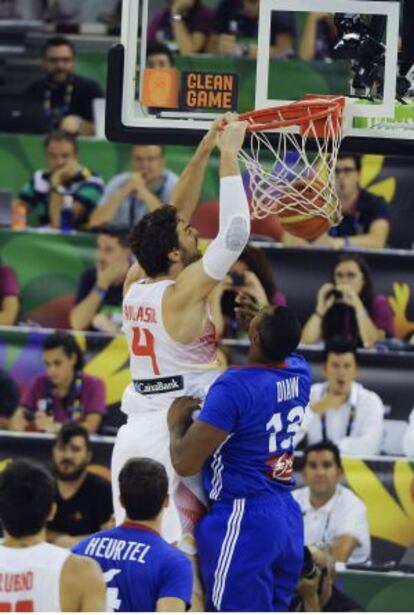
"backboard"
106,0,414,154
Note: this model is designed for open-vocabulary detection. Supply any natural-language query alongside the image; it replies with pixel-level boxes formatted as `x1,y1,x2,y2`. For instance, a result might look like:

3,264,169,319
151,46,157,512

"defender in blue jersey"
167,304,311,612
72,458,192,612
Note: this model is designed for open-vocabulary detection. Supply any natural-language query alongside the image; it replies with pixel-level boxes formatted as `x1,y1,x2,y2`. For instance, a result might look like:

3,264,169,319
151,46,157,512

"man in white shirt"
293,441,371,564
296,338,384,455
89,144,178,227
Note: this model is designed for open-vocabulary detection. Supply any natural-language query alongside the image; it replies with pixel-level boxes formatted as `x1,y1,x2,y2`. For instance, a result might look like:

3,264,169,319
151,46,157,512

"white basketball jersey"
122,279,220,415
0,542,69,612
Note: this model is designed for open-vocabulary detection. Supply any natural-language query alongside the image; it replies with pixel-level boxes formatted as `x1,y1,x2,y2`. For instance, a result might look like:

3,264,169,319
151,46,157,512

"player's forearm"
69,293,103,330
202,176,250,281
220,151,240,177
171,138,213,221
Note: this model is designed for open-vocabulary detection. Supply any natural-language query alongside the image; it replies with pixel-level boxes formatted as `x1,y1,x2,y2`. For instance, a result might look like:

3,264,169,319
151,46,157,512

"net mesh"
238,97,346,224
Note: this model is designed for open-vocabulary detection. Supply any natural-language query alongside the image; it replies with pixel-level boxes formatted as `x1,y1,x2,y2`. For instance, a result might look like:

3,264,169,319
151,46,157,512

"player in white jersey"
111,119,251,546
0,459,106,612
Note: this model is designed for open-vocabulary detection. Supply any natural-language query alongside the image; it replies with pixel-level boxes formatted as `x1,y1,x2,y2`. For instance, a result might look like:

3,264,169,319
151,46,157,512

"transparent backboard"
106,0,414,149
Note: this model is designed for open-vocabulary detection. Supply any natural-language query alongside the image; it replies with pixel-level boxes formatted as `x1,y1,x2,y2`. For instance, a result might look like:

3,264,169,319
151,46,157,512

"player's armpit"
156,597,187,612
169,419,228,477
330,535,359,562
61,554,106,612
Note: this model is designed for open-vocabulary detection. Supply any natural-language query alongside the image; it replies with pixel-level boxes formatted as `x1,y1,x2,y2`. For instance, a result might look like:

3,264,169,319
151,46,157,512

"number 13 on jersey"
266,406,304,452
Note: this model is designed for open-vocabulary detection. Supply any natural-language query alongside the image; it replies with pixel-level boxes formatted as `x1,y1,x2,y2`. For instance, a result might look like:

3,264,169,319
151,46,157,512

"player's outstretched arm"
170,117,224,222
172,121,251,307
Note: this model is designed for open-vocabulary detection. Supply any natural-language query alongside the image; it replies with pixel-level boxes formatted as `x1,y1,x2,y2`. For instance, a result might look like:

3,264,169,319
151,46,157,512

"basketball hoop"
237,95,347,231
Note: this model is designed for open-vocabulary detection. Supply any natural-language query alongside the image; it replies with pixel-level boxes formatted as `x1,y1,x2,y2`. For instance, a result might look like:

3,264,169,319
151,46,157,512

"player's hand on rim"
167,396,202,432
217,118,248,154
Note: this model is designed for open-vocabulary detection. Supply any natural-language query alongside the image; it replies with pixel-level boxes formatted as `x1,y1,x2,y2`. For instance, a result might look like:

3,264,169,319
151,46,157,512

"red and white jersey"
0,542,69,612
122,279,220,415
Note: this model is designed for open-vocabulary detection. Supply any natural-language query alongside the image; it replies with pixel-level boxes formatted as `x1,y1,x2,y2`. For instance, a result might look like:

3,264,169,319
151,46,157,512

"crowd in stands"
1,9,414,612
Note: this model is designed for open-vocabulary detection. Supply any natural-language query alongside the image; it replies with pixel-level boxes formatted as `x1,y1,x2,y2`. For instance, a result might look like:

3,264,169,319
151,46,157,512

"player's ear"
168,248,180,264
47,501,57,522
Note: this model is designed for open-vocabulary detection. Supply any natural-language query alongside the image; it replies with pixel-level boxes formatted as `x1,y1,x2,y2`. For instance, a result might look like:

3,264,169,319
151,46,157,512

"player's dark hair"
336,154,362,172
0,460,55,537
54,423,91,450
119,458,168,520
90,223,130,248
43,331,84,371
258,306,301,362
42,36,76,56
303,441,343,470
146,43,175,67
322,336,358,364
43,130,78,153
129,205,179,277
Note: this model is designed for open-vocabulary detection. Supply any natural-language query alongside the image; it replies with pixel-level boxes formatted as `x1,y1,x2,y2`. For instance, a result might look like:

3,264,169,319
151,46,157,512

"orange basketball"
276,179,333,241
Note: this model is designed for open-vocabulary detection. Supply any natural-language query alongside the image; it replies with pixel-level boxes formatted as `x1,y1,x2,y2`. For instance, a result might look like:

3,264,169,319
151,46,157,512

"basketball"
276,178,333,241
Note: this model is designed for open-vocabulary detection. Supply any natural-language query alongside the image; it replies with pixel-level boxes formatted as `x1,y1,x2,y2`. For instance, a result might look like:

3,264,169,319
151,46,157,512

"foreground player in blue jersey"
72,458,192,612
168,303,311,612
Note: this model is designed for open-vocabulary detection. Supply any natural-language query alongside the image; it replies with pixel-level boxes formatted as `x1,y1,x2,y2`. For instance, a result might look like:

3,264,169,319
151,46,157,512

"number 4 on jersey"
266,406,304,452
131,327,160,375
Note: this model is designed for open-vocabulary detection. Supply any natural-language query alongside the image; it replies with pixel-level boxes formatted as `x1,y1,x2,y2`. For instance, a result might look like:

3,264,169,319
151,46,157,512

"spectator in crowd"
0,369,19,430
146,42,175,68
208,0,296,59
293,441,371,564
89,145,177,228
301,254,394,348
148,0,213,54
0,262,20,325
10,332,106,434
72,458,193,612
24,36,103,136
210,245,287,339
47,424,113,548
298,12,338,61
295,338,385,456
13,131,104,230
70,227,131,332
327,155,391,249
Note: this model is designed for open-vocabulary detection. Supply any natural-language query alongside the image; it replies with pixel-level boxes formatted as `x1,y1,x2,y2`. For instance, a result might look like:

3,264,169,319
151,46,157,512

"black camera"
327,288,343,302
302,546,319,580
333,13,386,93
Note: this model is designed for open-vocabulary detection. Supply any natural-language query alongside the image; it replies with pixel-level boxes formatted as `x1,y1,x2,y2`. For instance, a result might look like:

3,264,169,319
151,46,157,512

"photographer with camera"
301,254,393,348
210,245,287,339
295,338,384,456
292,546,364,611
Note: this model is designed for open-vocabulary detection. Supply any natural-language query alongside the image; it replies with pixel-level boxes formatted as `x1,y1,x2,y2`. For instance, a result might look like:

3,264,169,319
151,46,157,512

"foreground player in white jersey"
111,119,250,544
0,459,106,612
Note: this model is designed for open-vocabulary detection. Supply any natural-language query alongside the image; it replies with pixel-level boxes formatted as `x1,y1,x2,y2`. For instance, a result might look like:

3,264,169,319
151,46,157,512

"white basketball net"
238,104,344,224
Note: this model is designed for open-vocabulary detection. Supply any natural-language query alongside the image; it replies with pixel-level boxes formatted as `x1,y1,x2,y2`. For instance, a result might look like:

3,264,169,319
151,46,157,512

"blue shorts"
195,491,304,612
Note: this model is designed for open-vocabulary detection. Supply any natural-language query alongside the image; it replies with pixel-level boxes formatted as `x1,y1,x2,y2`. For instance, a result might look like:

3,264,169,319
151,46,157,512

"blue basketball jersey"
72,523,193,612
198,354,311,501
